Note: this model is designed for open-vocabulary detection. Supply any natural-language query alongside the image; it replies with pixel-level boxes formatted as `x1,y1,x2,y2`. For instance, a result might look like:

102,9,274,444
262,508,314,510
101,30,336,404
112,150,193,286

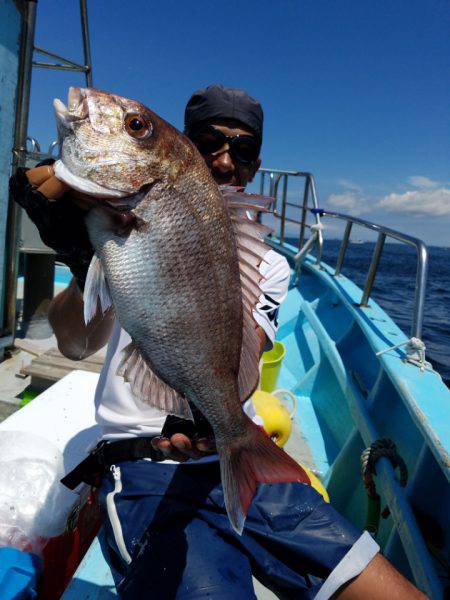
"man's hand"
9,162,95,290
26,164,96,210
10,163,115,359
151,434,216,462
256,324,268,356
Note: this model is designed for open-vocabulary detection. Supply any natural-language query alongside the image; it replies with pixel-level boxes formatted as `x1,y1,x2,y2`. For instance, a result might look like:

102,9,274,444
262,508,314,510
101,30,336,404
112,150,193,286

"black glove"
161,403,214,441
9,160,94,290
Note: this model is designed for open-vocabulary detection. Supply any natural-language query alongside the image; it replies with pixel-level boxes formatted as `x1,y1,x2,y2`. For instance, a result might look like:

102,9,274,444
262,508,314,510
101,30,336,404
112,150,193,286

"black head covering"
184,84,263,142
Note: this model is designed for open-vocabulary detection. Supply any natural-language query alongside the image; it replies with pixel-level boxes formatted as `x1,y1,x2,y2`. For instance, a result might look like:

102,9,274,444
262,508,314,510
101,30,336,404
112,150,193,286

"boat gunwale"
269,239,450,483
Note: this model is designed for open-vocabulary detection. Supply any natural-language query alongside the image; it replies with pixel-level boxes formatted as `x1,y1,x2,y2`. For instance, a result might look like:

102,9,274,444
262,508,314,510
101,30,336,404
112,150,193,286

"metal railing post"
279,175,288,244
411,242,428,339
308,175,319,209
80,0,93,86
317,231,323,265
269,172,275,198
3,0,37,336
335,222,353,276
360,233,386,306
259,171,265,195
32,2,93,85
3,1,95,340
299,177,310,249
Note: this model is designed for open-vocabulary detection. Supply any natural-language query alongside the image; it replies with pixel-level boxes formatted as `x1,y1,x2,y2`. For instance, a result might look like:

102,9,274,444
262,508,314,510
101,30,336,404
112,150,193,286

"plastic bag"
0,431,78,555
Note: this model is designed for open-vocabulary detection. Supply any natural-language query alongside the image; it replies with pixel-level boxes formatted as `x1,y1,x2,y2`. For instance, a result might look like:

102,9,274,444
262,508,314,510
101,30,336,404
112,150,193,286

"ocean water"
305,239,450,385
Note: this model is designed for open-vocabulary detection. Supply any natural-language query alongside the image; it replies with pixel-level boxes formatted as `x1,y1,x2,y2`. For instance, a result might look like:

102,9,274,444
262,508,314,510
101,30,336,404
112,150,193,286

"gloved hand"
9,160,95,290
153,403,216,461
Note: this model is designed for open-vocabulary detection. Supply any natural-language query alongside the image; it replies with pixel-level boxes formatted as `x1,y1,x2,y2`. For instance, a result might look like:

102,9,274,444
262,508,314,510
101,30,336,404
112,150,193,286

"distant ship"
350,238,365,244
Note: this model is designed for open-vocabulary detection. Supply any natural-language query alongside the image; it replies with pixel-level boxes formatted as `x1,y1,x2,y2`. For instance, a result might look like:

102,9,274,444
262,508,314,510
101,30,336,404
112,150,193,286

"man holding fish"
10,85,424,599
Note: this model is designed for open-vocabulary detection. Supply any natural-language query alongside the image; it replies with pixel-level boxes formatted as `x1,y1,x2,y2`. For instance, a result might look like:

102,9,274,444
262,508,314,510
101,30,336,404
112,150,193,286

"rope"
310,223,324,231
361,438,408,486
360,438,408,536
376,337,434,373
272,389,297,419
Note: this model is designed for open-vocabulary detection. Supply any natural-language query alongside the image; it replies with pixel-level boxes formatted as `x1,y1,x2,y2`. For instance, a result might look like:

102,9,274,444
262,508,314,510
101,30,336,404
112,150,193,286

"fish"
53,87,310,534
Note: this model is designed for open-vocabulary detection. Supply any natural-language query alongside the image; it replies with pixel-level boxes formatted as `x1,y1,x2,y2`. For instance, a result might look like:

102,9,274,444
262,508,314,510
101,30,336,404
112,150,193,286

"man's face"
190,119,262,187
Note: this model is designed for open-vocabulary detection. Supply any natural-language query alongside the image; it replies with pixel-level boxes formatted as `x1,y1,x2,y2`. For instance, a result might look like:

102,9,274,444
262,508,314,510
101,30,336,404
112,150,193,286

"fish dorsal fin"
223,189,274,403
83,254,113,324
117,342,193,420
220,185,275,211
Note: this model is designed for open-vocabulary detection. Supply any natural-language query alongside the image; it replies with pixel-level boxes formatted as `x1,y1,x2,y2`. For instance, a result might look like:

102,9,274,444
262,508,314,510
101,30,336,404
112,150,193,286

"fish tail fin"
218,422,311,535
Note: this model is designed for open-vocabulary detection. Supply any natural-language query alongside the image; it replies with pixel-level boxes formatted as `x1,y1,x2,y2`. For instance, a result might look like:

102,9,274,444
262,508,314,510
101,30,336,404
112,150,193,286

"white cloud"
327,191,370,216
326,177,370,216
337,178,361,192
378,187,450,216
408,176,439,190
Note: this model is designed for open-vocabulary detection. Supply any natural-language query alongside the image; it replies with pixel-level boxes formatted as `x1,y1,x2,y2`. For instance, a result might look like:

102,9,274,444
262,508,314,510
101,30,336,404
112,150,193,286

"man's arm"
48,278,115,360
10,164,114,359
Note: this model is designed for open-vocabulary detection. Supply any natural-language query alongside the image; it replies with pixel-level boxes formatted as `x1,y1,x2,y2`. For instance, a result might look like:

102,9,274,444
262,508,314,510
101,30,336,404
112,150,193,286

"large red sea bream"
53,87,310,533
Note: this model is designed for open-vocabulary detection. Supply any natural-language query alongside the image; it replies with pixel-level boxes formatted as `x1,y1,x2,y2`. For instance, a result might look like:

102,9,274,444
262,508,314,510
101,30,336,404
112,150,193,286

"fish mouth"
90,196,133,212
53,87,89,126
53,159,132,199
101,183,154,210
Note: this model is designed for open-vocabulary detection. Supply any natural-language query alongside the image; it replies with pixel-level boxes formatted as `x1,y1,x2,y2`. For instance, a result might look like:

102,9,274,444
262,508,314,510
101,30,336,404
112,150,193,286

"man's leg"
99,460,256,599
99,460,427,599
200,478,427,599
332,554,426,599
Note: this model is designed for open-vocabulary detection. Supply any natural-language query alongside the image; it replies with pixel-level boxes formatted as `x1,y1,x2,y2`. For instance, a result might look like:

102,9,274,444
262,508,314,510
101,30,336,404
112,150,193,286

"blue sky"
29,0,450,245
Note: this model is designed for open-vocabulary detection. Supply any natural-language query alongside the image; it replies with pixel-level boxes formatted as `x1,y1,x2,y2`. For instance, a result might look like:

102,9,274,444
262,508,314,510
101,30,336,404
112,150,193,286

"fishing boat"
1,3,449,599
1,167,449,599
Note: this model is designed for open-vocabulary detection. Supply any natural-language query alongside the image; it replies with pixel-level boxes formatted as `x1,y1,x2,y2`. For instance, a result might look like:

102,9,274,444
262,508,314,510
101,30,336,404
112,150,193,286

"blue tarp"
0,547,42,600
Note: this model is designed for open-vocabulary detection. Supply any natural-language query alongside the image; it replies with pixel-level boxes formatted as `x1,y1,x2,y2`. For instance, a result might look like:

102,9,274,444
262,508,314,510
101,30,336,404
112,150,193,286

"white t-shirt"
94,249,290,440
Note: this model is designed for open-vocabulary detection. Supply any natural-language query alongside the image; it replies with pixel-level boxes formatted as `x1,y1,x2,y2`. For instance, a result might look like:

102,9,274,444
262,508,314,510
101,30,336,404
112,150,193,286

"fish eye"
124,113,153,139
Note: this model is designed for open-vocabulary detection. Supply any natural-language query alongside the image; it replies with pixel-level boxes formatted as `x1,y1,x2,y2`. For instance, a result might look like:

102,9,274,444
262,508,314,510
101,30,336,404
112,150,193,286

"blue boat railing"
257,168,428,341
310,209,429,340
258,168,324,265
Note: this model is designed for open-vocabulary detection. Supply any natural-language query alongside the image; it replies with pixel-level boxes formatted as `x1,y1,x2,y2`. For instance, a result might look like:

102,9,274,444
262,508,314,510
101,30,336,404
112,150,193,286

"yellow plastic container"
251,389,330,503
252,390,292,447
301,466,330,503
260,341,285,392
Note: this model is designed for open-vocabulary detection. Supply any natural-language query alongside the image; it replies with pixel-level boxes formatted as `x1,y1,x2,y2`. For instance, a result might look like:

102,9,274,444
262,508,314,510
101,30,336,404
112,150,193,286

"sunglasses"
190,125,260,165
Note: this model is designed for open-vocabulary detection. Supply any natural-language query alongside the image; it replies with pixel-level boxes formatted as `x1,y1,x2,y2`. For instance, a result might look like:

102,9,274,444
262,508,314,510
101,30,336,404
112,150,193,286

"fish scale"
88,179,242,419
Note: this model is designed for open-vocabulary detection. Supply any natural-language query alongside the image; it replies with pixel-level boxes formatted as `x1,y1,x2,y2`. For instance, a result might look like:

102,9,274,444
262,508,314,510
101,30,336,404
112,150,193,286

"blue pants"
99,459,367,599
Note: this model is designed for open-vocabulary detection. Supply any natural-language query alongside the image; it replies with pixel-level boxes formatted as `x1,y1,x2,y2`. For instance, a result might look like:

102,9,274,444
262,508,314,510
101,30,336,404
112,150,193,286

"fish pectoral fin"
83,254,113,324
117,342,193,420
220,185,274,215
224,192,274,402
